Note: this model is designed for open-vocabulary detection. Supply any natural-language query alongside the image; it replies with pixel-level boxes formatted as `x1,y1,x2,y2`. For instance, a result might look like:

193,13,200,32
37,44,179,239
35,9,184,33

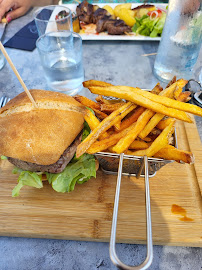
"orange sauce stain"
180,216,194,222
171,204,194,222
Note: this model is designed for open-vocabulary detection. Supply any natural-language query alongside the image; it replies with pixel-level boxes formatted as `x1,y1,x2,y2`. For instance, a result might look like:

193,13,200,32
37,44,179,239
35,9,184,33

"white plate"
62,2,167,41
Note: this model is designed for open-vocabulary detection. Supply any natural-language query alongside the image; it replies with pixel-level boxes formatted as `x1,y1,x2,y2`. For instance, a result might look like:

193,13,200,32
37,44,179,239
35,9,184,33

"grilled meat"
76,0,94,24
92,8,111,24
96,17,130,35
96,16,114,33
132,4,155,10
77,0,132,35
107,20,131,35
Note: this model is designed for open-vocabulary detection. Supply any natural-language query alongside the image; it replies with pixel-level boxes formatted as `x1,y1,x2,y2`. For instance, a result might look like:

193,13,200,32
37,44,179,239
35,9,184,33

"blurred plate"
62,2,167,41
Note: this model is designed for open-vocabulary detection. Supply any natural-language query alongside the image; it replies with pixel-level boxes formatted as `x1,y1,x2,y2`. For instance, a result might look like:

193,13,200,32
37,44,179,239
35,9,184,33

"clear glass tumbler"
34,5,72,36
154,0,202,82
36,30,84,95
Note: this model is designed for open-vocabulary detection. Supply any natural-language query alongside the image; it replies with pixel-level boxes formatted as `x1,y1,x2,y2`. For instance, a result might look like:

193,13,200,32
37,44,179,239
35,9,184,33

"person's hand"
0,0,33,23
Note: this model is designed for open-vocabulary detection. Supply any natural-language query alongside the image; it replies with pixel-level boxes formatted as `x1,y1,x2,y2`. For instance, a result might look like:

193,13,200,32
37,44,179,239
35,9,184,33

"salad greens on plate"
132,9,166,37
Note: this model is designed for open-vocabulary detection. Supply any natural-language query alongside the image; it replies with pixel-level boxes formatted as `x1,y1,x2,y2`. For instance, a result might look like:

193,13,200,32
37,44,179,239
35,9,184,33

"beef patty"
8,131,83,174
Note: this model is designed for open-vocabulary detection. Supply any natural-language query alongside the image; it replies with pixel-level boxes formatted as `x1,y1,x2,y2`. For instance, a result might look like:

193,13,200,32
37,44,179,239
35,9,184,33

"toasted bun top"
0,90,85,165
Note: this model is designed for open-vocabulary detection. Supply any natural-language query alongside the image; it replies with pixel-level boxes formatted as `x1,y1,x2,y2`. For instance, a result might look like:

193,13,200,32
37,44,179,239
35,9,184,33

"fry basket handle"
109,154,153,270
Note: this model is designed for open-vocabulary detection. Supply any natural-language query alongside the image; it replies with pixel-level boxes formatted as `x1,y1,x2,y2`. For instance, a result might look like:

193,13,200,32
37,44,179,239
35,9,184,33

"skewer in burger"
0,90,96,197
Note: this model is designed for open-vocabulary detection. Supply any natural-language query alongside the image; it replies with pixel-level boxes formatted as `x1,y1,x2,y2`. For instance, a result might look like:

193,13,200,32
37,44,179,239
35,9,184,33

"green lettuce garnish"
82,120,91,141
132,13,166,37
46,153,96,193
1,155,7,160
150,13,166,37
12,169,43,197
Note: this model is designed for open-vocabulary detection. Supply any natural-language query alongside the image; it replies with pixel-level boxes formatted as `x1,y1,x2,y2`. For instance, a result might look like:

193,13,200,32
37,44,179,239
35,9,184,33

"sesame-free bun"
0,90,85,165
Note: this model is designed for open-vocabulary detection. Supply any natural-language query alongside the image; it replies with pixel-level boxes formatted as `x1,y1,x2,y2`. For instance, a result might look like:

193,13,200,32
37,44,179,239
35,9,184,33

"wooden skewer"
0,41,37,108
141,53,157,57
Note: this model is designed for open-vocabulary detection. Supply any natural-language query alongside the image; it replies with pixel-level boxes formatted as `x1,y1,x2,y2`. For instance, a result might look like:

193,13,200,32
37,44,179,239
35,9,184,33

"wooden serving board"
0,117,201,247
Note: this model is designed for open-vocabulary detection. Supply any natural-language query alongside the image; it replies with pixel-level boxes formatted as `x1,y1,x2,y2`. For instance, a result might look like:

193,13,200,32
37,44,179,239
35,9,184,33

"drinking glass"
154,0,202,82
34,5,72,36
36,30,84,95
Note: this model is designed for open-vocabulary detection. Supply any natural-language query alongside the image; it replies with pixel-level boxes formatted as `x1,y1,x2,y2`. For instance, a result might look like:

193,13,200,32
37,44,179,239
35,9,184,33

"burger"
0,90,96,197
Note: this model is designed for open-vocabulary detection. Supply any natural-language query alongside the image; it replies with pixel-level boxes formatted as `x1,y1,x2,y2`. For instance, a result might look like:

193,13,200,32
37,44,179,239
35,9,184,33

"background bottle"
154,0,202,82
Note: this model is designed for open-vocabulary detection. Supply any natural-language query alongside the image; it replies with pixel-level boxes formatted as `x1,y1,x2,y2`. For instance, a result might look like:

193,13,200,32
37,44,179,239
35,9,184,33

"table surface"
0,8,202,270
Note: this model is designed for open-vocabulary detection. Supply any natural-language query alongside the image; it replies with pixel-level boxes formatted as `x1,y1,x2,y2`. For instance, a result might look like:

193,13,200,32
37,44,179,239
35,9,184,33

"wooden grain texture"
0,119,201,247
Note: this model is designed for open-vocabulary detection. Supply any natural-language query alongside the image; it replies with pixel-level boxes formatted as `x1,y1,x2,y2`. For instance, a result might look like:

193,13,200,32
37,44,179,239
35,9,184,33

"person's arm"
0,0,59,22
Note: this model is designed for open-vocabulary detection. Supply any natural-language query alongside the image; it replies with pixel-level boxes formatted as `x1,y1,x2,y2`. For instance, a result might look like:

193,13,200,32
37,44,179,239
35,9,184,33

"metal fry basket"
94,131,177,270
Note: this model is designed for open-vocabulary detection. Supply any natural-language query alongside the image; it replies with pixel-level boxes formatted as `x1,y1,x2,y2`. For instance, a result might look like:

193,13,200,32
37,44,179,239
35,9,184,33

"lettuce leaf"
132,13,166,37
46,153,96,193
12,169,43,197
82,120,91,141
150,13,166,37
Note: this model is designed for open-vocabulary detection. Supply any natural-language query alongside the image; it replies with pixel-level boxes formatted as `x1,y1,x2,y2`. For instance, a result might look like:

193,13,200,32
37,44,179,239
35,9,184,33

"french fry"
139,112,165,139
77,79,198,167
74,95,109,120
83,80,112,88
175,91,191,102
139,88,191,139
119,84,162,131
119,83,164,131
84,109,109,139
133,120,175,157
112,109,156,154
116,84,202,116
151,82,163,95
112,85,201,116
165,76,176,88
114,121,121,132
156,118,174,130
76,102,135,157
128,140,149,150
95,95,106,104
100,103,125,113
142,136,152,142
88,85,192,122
154,145,194,164
110,80,184,153
87,122,137,154
96,95,123,105
94,103,135,131
161,78,186,95
119,106,145,131
93,108,108,120
173,86,183,100
74,95,100,110
92,108,124,131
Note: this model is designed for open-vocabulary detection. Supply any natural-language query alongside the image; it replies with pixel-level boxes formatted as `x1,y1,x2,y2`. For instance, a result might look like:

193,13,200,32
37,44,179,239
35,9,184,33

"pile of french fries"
74,77,202,164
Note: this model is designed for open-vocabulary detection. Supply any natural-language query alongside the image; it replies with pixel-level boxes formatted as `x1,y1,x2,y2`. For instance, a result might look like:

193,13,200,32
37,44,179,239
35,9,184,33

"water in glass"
43,50,84,94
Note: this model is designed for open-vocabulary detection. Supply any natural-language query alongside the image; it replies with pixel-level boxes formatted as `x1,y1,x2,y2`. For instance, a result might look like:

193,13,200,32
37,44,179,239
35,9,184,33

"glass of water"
36,30,84,95
34,5,72,36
